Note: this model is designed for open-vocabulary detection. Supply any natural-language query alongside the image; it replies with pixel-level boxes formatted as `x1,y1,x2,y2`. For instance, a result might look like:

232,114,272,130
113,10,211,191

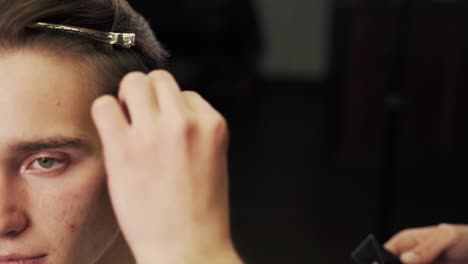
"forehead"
0,50,98,148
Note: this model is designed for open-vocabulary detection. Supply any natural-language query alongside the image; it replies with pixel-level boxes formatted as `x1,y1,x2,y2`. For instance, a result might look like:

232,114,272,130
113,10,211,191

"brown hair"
0,0,168,95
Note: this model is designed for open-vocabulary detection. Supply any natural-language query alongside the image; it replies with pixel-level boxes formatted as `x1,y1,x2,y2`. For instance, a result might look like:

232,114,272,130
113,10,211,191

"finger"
91,95,129,150
181,91,215,113
148,70,187,113
401,224,459,264
182,91,229,152
118,72,159,125
385,227,434,255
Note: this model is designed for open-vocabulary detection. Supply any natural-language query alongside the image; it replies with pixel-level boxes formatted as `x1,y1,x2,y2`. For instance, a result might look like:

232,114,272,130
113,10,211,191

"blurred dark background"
131,1,468,263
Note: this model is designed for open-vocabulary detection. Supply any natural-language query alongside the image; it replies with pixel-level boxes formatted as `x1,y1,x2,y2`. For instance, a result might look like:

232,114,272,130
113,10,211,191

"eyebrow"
11,137,90,154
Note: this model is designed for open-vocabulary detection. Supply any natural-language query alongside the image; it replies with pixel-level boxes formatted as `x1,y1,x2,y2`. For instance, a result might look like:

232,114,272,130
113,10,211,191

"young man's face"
0,50,128,264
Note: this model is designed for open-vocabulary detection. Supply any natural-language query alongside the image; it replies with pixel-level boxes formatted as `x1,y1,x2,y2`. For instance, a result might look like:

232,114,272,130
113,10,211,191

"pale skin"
92,69,242,264
385,224,468,264
0,49,241,264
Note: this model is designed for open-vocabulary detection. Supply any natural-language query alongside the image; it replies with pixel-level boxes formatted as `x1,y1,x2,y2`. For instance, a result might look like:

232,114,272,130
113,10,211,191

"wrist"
135,243,243,264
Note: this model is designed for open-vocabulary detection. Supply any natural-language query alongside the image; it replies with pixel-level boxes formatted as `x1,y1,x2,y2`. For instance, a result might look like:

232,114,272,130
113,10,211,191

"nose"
0,208,28,238
0,177,28,238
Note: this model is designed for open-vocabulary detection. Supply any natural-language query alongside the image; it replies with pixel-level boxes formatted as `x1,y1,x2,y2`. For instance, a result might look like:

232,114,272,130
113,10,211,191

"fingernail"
401,252,419,263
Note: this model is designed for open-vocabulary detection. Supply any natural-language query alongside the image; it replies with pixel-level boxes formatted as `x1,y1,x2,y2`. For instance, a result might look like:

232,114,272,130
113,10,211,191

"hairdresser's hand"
91,70,242,264
385,224,468,264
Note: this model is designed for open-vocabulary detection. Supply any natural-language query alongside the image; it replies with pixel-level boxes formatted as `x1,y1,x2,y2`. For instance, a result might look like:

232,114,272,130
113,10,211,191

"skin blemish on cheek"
69,223,76,233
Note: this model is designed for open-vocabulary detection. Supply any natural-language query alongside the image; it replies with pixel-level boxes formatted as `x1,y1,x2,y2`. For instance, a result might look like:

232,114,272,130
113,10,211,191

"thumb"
401,224,458,264
91,95,129,154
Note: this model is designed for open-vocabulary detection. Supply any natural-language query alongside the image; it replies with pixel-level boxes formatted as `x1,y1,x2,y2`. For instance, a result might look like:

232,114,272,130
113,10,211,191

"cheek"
47,166,106,229
54,185,104,233
30,158,119,259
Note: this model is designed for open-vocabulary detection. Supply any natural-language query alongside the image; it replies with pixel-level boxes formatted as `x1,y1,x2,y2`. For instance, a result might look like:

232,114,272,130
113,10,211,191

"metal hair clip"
29,22,136,48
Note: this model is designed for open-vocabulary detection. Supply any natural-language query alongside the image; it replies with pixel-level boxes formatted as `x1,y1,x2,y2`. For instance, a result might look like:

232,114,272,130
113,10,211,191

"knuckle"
397,229,412,238
118,83,131,99
208,113,229,143
183,90,200,97
183,90,204,103
119,72,146,96
148,69,174,82
437,223,458,242
392,228,416,243
120,71,146,87
215,114,229,133
92,95,115,112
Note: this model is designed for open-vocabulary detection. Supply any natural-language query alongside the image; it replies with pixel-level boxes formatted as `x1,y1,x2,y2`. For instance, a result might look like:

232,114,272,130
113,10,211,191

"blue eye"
23,154,69,177
37,157,57,169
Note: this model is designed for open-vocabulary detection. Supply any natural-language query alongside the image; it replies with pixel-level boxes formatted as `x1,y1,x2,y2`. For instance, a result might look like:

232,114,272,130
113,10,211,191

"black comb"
351,234,401,264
